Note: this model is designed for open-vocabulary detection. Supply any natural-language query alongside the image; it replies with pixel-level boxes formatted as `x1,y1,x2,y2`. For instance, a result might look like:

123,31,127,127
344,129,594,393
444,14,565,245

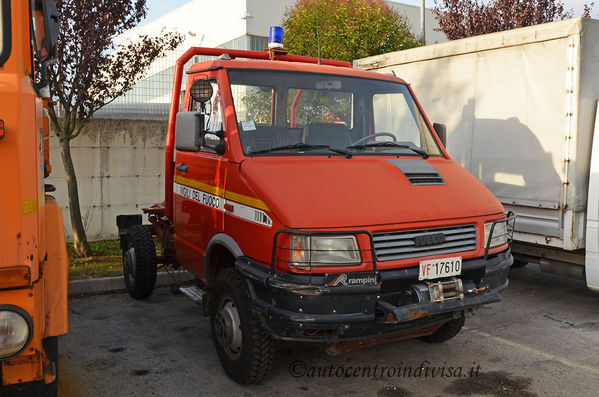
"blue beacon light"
268,26,284,49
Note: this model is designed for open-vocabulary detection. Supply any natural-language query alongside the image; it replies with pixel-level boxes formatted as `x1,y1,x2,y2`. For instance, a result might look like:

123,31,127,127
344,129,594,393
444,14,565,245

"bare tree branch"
48,0,184,257
433,0,593,40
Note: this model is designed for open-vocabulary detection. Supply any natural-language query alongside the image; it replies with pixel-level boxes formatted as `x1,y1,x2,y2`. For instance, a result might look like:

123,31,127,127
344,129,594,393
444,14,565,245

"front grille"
373,225,477,261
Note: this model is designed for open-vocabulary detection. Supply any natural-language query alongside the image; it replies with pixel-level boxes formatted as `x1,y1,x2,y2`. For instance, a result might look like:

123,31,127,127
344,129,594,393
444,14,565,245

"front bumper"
235,249,512,342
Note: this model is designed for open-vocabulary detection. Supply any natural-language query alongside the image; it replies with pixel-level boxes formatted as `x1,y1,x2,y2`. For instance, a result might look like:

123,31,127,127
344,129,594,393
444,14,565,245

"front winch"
426,277,464,303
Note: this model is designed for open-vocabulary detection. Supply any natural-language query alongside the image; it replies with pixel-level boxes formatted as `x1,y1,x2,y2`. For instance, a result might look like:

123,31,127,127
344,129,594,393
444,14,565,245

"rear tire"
210,268,275,385
420,314,465,343
123,225,157,299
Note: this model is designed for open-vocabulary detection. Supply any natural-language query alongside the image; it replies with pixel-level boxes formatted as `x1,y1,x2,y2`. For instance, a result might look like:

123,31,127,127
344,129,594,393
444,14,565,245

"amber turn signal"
0,267,31,290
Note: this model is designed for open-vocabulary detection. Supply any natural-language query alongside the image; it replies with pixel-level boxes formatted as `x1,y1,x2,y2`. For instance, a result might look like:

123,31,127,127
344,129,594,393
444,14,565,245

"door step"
179,285,207,305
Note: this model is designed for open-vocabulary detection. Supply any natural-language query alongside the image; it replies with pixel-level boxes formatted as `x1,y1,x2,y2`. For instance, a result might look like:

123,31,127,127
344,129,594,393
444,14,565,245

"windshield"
228,70,442,157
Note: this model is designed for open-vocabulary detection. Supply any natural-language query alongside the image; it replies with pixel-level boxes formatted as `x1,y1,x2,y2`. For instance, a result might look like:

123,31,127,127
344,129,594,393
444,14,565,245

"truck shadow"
449,98,563,208
449,99,563,237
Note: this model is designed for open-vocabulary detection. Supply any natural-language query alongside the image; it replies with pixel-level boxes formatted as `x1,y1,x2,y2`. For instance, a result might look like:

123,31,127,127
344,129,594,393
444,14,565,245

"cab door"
173,73,228,276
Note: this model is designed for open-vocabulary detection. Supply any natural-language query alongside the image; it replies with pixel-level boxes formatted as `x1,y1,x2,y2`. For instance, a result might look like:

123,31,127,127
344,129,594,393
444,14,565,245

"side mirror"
32,0,59,63
214,140,226,156
203,131,226,156
42,0,59,60
175,112,202,152
433,123,447,148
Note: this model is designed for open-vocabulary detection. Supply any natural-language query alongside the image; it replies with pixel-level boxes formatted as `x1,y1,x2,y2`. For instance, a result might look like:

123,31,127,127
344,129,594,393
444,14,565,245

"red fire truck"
117,30,514,384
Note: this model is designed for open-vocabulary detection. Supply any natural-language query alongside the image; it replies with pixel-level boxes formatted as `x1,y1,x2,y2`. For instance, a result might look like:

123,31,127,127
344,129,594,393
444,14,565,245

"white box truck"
355,17,599,292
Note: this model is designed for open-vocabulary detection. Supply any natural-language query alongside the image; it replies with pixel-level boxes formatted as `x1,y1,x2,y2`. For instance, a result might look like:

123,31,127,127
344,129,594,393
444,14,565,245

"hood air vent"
386,159,445,185
404,172,445,185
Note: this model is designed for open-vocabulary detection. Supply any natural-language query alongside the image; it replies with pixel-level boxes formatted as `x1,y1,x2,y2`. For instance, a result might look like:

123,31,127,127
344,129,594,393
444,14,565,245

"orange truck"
117,28,515,385
0,0,66,395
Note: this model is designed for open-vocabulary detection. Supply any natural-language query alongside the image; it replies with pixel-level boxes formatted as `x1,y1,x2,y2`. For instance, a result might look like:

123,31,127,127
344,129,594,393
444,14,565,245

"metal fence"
94,50,190,120
93,35,268,120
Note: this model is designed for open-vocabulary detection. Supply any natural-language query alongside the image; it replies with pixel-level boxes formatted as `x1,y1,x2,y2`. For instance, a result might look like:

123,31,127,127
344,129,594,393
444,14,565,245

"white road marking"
464,327,599,376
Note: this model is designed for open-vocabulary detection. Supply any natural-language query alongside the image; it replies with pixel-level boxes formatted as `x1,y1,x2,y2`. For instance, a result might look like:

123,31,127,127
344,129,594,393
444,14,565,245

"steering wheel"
351,132,397,146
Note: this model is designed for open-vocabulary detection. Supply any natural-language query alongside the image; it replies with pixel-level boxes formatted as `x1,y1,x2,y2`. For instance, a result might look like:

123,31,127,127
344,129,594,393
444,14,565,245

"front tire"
122,225,157,299
420,314,465,343
210,268,275,385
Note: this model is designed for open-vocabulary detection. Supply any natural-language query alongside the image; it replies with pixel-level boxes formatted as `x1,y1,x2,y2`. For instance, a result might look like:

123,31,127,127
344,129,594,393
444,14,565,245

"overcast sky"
141,0,597,26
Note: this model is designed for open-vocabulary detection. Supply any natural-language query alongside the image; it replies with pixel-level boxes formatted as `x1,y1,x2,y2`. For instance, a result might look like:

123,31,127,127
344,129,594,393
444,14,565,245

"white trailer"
355,17,599,292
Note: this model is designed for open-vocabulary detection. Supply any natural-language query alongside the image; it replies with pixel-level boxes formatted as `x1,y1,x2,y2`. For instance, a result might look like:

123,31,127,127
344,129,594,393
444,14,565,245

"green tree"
283,0,421,62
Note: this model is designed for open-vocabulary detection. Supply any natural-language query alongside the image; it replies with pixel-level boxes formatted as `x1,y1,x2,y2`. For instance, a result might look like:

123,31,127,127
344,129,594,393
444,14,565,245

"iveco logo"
413,233,446,247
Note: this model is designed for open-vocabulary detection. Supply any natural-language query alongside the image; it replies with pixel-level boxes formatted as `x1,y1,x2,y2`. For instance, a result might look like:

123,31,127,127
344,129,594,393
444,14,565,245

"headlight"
484,221,508,249
0,309,31,359
289,235,361,267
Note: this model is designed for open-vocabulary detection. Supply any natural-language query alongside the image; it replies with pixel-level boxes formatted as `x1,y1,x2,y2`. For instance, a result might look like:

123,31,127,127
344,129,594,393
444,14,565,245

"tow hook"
466,285,491,294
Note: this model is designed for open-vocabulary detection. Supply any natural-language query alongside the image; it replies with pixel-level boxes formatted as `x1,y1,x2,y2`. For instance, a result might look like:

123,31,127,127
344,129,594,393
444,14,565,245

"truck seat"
239,126,275,152
239,126,305,153
274,127,303,146
304,123,351,148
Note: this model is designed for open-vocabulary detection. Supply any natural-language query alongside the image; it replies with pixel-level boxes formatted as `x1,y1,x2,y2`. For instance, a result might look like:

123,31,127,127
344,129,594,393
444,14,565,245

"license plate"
419,256,462,280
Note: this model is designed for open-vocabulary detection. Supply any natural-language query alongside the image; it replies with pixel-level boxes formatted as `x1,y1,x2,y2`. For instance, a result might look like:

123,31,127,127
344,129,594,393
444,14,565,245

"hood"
240,156,504,229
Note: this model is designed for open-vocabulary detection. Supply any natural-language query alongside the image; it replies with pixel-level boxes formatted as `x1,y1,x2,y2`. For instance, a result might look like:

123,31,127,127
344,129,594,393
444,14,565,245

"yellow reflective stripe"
174,175,270,211
223,190,270,211
23,198,38,215
174,175,225,196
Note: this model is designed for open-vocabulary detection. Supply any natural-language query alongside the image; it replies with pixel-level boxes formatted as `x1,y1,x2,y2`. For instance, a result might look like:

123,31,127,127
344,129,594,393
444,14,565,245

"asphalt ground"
56,264,599,397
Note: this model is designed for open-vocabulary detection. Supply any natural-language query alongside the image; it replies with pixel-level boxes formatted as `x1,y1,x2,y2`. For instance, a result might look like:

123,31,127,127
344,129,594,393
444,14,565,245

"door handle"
176,163,188,173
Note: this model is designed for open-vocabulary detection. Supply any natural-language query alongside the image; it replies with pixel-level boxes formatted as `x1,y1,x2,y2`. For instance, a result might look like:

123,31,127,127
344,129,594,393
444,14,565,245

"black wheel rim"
123,247,136,287
214,298,242,360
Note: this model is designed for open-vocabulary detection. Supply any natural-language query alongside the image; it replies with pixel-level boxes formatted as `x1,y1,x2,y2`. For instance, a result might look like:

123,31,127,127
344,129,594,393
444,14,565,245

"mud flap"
116,214,142,249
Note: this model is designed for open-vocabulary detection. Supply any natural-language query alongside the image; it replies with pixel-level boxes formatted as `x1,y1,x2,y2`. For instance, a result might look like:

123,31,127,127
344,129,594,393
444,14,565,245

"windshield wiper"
347,142,429,159
250,143,353,158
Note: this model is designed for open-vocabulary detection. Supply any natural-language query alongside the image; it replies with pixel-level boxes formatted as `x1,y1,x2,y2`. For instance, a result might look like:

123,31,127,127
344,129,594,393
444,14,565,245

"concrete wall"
47,119,166,241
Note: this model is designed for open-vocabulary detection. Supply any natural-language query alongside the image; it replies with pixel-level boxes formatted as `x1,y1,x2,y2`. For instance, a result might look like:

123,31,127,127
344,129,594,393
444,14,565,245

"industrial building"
97,0,445,118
